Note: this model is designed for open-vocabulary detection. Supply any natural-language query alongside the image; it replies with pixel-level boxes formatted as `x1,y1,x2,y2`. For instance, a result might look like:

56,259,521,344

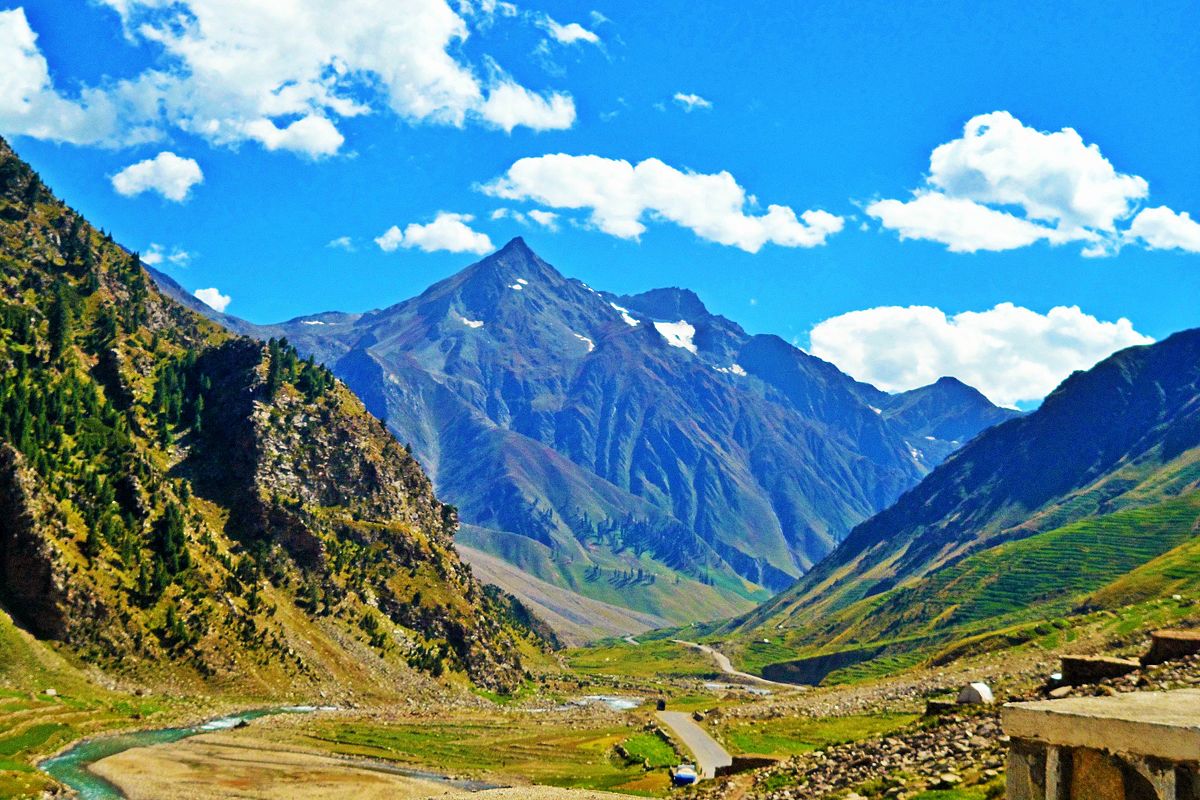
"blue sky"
1,0,1197,407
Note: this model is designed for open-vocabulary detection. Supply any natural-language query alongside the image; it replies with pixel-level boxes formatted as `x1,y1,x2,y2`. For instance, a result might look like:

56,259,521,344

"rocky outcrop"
0,134,533,695
0,444,69,638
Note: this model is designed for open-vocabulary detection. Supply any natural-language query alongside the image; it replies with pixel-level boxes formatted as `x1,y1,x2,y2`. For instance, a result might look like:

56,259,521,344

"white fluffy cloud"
193,287,230,312
866,111,1197,257
866,192,1071,253
326,236,355,251
483,154,844,252
538,15,600,45
0,8,137,145
0,2,574,156
673,93,712,112
1126,206,1200,253
141,243,191,267
111,152,203,201
242,116,344,158
478,80,575,133
809,303,1153,407
375,212,493,254
527,209,559,229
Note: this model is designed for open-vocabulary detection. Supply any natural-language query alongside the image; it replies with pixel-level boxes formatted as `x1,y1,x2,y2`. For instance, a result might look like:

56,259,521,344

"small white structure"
956,682,994,705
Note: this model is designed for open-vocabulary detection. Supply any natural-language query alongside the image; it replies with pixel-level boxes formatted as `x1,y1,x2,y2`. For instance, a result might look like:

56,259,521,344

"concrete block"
1142,629,1200,666
1003,689,1200,763
1060,655,1140,686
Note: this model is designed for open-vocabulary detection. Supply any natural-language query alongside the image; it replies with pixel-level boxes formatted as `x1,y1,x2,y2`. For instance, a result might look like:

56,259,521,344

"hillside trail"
671,640,798,690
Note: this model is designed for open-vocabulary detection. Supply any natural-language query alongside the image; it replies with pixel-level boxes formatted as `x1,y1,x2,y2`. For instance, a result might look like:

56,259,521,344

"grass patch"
566,639,716,680
299,715,663,795
621,732,676,768
720,713,919,756
0,723,69,757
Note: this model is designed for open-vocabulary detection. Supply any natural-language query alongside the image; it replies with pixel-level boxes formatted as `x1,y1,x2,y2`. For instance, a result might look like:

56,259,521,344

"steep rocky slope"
0,136,533,694
153,240,1015,639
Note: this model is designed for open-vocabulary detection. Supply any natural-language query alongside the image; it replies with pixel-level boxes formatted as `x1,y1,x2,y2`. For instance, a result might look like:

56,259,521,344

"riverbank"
90,732,471,800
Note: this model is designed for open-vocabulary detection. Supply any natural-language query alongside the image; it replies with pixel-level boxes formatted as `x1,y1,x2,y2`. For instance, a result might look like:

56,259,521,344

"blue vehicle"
671,764,698,786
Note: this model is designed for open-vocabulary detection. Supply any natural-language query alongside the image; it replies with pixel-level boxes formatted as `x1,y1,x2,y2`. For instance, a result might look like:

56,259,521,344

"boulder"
956,682,994,705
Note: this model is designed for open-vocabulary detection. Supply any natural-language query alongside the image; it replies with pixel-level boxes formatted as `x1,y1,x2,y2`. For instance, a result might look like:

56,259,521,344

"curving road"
656,711,731,779
672,640,795,690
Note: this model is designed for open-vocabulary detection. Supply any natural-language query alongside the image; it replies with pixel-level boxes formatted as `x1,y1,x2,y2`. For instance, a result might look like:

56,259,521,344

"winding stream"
39,705,499,799
39,707,320,800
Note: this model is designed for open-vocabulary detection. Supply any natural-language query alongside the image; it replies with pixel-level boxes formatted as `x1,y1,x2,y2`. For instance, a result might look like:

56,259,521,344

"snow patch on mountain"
654,320,697,353
714,363,747,376
573,332,595,352
459,315,484,329
610,302,639,327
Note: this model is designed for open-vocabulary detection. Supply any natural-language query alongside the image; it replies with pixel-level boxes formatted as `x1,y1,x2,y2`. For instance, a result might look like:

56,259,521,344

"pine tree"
47,285,71,362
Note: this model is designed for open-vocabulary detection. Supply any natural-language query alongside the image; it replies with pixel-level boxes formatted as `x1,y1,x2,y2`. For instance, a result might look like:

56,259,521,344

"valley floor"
7,592,1200,800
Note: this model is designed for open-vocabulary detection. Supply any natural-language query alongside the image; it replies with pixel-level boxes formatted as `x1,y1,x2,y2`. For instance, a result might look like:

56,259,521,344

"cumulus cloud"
140,243,192,267
527,209,559,229
491,207,526,223
326,236,355,251
1126,206,1200,253
865,111,1195,256
111,152,203,201
375,212,493,254
478,80,575,132
866,192,1071,253
0,1,575,156
482,154,843,252
809,303,1153,407
538,14,600,44
673,92,712,112
0,8,144,145
193,287,230,312
242,115,344,158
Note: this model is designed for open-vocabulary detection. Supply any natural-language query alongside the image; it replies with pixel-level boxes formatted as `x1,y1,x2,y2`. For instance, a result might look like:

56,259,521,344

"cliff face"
0,135,531,694
0,445,72,640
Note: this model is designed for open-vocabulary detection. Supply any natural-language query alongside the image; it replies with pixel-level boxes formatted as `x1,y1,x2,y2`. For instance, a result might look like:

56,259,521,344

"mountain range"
0,136,536,695
152,238,1017,642
723,327,1200,683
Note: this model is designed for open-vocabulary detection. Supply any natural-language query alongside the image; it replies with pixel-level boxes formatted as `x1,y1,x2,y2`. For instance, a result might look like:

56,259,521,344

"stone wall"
1003,690,1200,800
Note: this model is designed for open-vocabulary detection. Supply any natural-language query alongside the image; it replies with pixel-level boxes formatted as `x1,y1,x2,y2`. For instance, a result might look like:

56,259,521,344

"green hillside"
0,133,541,701
725,489,1200,684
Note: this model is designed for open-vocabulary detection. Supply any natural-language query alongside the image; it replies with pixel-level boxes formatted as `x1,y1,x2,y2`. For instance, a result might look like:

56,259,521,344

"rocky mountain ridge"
154,238,1017,641
0,135,533,694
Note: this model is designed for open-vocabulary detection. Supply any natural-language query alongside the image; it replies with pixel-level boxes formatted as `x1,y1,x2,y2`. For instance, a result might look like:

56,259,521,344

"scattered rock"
956,682,994,705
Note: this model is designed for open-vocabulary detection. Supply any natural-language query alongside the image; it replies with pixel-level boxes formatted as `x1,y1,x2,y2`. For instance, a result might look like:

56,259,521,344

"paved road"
672,640,795,689
656,711,731,779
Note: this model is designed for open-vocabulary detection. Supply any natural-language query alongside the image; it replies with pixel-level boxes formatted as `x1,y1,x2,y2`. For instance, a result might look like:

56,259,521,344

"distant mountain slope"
724,329,1200,682
0,136,534,694
152,239,1016,640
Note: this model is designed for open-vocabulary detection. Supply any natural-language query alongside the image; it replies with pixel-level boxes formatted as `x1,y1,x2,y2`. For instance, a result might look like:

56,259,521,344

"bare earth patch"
90,733,464,800
90,730,646,800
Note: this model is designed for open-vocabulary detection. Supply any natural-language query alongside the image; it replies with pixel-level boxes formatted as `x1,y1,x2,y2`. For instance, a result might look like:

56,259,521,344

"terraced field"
724,492,1200,684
